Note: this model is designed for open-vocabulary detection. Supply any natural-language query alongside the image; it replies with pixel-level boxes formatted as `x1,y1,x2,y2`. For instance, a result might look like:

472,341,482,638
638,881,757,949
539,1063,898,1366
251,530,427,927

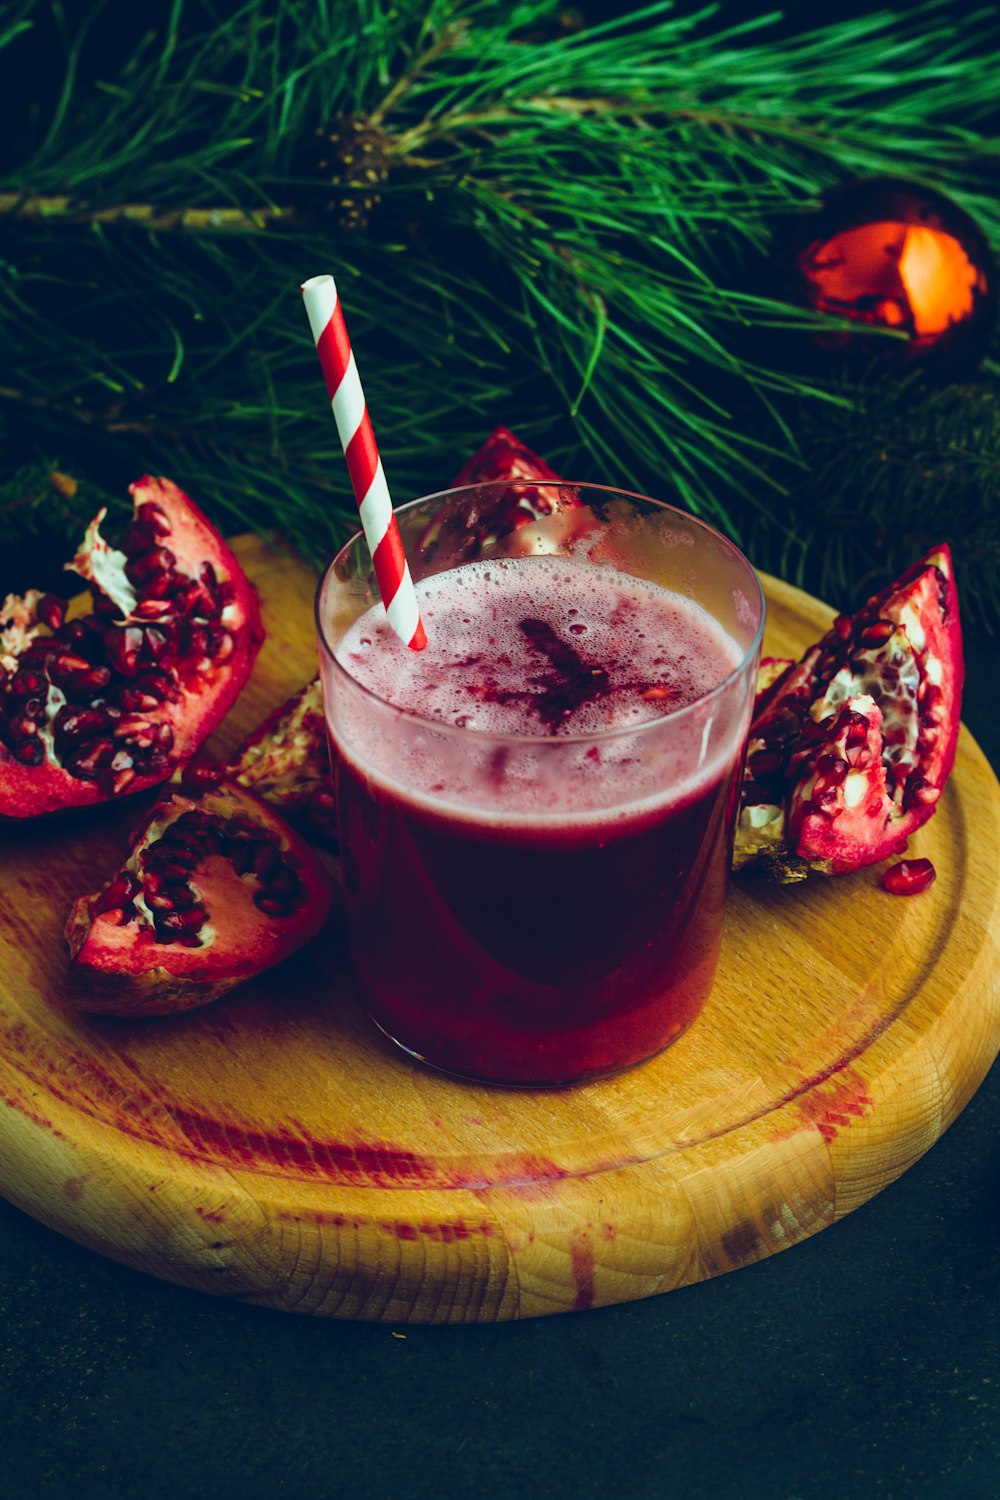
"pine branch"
2,0,1000,619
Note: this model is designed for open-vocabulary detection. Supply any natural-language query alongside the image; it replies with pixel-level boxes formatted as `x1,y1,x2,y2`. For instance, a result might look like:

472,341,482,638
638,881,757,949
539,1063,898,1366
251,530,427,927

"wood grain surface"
1,535,998,1322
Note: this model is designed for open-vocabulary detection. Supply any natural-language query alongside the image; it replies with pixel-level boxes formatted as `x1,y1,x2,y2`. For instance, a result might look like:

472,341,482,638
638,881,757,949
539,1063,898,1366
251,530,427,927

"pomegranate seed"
155,724,175,751
10,738,44,765
105,626,144,676
168,886,198,909
116,688,161,712
859,619,895,647
125,546,176,587
158,907,207,933
141,627,177,666
102,871,139,905
137,572,177,603
7,712,38,740
832,614,852,641
11,668,44,696
902,775,941,811
882,858,936,896
748,747,784,778
113,718,156,750
173,580,214,618
123,521,159,553
185,624,209,662
137,502,172,535
178,759,223,796
211,630,234,663
55,706,109,740
254,893,295,917
37,594,68,629
817,758,849,785
52,653,106,684
146,892,176,911
132,599,173,620
65,738,113,776
130,672,174,703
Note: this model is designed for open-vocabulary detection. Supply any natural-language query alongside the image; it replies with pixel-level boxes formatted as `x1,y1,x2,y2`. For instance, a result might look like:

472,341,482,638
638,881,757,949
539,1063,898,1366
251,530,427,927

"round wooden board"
1,536,998,1323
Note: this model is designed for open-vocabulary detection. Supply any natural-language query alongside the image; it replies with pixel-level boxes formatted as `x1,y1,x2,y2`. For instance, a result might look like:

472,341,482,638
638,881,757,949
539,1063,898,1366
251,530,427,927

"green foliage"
1,0,1000,620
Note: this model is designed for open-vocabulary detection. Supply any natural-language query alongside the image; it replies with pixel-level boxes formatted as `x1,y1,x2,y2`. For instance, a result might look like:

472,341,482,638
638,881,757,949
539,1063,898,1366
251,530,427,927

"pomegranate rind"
65,778,332,1016
0,477,264,818
229,678,337,846
734,544,963,880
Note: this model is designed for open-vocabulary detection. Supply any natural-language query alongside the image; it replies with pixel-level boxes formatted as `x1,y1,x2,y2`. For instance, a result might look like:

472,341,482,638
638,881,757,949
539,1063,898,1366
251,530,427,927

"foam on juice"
329,556,744,829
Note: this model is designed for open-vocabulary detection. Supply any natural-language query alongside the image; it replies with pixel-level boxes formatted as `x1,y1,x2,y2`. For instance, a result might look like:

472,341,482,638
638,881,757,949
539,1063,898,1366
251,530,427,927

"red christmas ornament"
779,178,997,371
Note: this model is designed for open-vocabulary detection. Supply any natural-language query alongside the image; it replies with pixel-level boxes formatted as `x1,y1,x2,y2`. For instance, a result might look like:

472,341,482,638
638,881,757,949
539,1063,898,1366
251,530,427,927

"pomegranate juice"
329,556,744,1086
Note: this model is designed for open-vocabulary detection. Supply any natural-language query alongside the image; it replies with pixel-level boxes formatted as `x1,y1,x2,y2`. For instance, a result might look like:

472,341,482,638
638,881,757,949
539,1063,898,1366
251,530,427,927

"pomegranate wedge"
66,777,332,1015
0,477,263,817
734,545,963,880
230,678,337,846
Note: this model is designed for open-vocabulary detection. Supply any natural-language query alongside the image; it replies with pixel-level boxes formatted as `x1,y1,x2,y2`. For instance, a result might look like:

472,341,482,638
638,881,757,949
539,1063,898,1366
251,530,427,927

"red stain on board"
275,1209,497,1244
0,1020,577,1189
795,1067,873,1143
569,1227,596,1311
194,1206,226,1224
62,1175,88,1201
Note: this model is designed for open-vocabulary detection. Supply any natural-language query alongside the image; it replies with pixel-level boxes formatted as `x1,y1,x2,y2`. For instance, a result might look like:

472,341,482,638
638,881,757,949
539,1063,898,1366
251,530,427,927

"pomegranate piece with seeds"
65,777,332,1015
734,544,963,880
0,476,263,817
419,425,585,568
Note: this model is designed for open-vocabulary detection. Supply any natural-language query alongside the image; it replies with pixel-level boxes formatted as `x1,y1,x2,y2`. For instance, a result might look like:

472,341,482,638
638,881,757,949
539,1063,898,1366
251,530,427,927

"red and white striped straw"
301,273,426,651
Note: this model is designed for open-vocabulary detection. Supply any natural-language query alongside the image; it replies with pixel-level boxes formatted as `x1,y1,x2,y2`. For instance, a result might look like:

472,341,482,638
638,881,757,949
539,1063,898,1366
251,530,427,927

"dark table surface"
2,633,998,1500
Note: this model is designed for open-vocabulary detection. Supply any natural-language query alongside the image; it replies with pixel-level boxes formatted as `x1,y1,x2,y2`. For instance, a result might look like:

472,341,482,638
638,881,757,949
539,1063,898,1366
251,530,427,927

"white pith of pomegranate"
229,678,337,846
65,778,332,1015
734,545,963,880
0,476,264,818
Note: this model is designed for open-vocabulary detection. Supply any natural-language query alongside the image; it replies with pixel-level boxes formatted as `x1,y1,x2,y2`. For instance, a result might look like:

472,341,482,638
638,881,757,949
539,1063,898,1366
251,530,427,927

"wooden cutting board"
1,535,998,1323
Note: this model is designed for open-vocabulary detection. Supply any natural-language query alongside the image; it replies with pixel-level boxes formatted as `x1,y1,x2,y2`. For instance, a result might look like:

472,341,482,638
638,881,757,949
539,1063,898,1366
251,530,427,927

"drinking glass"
316,483,764,1086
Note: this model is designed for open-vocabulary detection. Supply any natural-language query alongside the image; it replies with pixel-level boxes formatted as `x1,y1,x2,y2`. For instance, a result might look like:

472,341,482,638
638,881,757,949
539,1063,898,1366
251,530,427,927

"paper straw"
301,273,426,651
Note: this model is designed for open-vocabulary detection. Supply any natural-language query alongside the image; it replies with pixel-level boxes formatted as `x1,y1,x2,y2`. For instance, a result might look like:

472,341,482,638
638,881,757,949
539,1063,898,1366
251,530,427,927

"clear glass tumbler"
316,482,764,1086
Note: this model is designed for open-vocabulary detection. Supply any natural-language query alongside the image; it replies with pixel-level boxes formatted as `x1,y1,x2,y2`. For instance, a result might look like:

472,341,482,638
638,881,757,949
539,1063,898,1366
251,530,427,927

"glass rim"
314,481,767,748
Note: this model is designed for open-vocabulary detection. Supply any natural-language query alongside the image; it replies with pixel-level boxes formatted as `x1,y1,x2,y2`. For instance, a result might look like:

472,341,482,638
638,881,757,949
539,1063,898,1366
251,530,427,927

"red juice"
329,555,746,1086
